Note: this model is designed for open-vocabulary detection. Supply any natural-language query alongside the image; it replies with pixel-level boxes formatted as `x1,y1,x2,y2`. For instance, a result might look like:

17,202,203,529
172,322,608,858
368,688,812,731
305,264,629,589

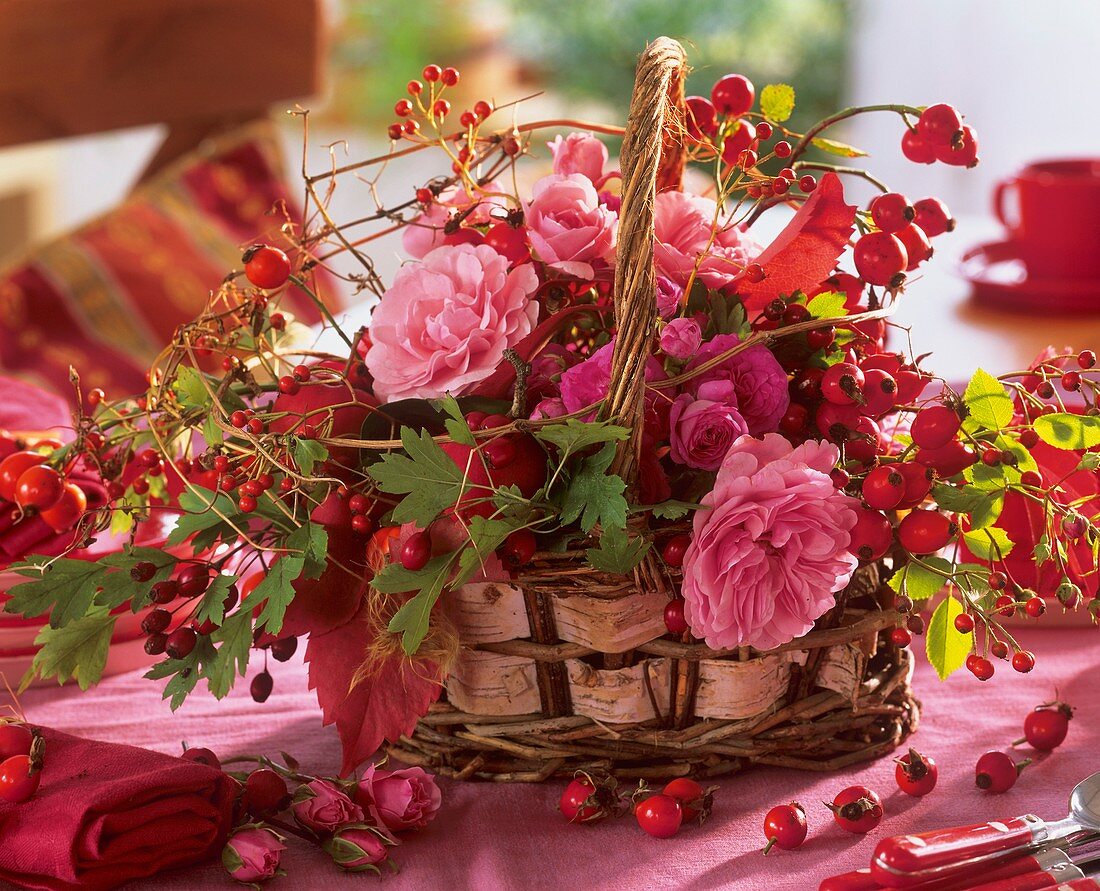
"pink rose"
660,317,702,360
558,339,668,422
656,276,684,319
684,334,789,435
682,434,860,650
367,243,539,401
523,174,617,279
291,779,364,833
527,343,580,404
530,397,568,420
403,180,506,258
324,826,392,873
354,764,441,833
669,395,749,470
653,190,760,289
549,132,609,184
222,827,285,884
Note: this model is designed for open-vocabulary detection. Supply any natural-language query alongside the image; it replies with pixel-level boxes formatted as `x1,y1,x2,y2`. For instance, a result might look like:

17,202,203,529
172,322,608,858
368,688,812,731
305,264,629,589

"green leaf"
811,137,867,158
925,595,971,680
932,483,1003,530
245,555,304,635
1034,413,1100,450
173,366,211,409
369,427,467,526
166,487,240,547
806,290,848,320
455,517,516,587
962,526,1015,562
1078,452,1100,471
434,396,478,447
193,573,239,627
963,368,1014,430
202,413,224,446
1034,534,1052,567
585,526,651,574
145,636,216,710
292,522,328,580
558,442,628,534
293,438,329,476
649,500,705,520
533,419,629,456
759,83,795,122
888,557,951,602
109,508,136,537
5,558,110,627
27,611,116,690
385,555,455,655
206,611,252,698
707,292,751,338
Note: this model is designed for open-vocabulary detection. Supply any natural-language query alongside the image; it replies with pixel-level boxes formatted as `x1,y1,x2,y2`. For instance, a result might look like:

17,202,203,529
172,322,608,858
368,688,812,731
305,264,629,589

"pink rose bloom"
523,174,617,279
530,397,568,420
222,827,285,884
682,434,860,651
403,180,506,258
354,764,442,833
669,395,749,470
660,317,702,360
684,334,789,435
324,827,392,872
653,190,760,289
527,342,580,404
656,276,684,319
367,243,539,401
291,779,364,833
549,132,609,184
559,339,667,418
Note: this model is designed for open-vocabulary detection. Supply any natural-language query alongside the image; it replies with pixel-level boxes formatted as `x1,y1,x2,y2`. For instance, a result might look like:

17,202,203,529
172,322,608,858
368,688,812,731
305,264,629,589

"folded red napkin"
0,727,238,890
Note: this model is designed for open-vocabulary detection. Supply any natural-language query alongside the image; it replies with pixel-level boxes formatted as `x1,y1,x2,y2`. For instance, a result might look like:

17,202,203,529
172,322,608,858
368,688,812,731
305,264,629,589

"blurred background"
2,0,1099,384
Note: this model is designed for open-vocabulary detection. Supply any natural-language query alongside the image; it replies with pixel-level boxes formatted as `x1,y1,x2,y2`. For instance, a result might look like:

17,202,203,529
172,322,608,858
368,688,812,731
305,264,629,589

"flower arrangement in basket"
5,38,1100,783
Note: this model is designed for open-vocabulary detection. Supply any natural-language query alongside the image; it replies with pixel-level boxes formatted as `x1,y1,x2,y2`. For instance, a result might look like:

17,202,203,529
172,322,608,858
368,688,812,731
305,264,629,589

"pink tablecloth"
13,627,1099,890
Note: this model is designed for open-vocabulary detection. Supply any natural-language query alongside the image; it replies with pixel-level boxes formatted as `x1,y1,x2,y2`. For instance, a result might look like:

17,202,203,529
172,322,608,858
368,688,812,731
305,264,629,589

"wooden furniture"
0,0,326,180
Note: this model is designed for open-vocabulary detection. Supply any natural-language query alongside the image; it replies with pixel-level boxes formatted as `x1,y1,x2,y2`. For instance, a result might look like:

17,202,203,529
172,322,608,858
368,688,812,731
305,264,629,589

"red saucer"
960,240,1100,314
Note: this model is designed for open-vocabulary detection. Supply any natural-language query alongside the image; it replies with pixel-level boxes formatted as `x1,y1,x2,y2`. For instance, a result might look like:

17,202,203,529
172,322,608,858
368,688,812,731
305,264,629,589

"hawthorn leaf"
925,595,970,680
25,610,116,690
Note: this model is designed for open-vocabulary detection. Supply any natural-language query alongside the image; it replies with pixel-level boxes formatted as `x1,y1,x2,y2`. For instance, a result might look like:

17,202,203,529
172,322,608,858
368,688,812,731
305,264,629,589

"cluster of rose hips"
559,771,716,839
0,721,44,804
0,445,88,534
684,74,819,199
900,103,979,168
975,699,1073,794
854,193,955,288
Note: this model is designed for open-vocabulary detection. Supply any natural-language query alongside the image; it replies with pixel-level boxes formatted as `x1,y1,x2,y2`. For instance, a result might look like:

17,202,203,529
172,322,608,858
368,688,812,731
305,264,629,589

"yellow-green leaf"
963,368,1014,430
1034,412,1100,450
962,526,1014,561
760,83,795,122
811,137,868,158
925,595,971,680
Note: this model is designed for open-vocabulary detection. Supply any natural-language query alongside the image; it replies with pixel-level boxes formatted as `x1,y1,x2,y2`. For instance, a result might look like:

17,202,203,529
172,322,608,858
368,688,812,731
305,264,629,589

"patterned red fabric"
0,122,339,398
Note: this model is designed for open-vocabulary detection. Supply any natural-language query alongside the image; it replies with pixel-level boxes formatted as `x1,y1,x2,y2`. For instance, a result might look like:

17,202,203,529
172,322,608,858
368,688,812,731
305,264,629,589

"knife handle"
820,856,1051,891
871,816,1041,888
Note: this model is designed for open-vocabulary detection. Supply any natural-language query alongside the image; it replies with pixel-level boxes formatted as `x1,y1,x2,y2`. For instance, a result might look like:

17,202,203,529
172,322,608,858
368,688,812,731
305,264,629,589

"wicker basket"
388,37,918,782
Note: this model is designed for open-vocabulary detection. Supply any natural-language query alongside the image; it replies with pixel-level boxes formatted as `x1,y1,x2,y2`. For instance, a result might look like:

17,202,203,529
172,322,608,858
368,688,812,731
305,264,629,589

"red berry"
473,100,493,120
721,121,756,164
144,632,168,655
1023,703,1072,751
799,174,817,193
0,752,41,803
88,387,106,406
246,419,264,435
901,128,936,164
394,98,413,117
500,529,537,568
440,66,460,86
755,121,773,140
917,104,964,147
897,509,954,554
422,64,442,82
1078,350,1097,369
895,749,938,797
0,724,32,761
407,79,423,95
166,626,197,660
1011,650,1036,673
182,746,221,769
1062,371,1082,391
150,580,179,604
230,411,247,428
244,245,292,290
663,598,689,635
559,775,616,824
401,530,432,571
244,768,290,818
743,263,766,284
661,534,691,567
860,369,899,417
828,785,883,834
912,198,954,237
762,803,807,853
685,96,718,137
916,440,977,478
991,640,1009,659
806,325,835,351
141,608,171,635
782,304,810,326
663,778,711,822
988,571,1008,590
773,140,792,158
1025,596,1046,618
969,656,995,681
636,793,683,839
849,507,894,562
822,362,865,406
890,627,912,647
387,123,403,141
854,232,908,287
935,125,979,168
278,376,299,395
238,494,257,513
270,636,298,663
862,466,905,510
292,364,311,382
954,612,975,634
711,74,754,116
178,564,213,598
910,405,961,449
896,224,933,271
14,464,65,510
994,594,1016,618
975,751,1027,793
251,670,274,703
895,462,933,510
484,437,517,469
869,193,913,234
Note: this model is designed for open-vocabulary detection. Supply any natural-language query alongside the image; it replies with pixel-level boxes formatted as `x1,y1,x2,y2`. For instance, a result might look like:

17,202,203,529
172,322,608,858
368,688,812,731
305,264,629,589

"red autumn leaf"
279,526,368,638
306,599,443,776
736,172,857,314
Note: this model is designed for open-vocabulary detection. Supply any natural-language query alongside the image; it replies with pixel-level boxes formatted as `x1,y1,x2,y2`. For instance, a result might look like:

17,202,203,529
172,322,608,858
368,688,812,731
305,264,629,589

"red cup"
994,158,1100,280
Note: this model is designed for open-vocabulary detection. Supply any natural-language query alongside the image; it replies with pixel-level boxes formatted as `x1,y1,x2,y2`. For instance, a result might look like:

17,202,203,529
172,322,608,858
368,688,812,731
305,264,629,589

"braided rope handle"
605,37,688,488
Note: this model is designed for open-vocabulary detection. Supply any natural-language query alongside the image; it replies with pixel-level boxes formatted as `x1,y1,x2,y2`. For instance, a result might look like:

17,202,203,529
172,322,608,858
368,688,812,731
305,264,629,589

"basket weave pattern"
388,38,918,782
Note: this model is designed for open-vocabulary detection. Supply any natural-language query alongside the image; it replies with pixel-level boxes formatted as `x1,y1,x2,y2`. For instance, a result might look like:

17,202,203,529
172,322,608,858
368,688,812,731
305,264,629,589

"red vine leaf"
736,172,857,314
279,527,367,638
306,599,443,776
